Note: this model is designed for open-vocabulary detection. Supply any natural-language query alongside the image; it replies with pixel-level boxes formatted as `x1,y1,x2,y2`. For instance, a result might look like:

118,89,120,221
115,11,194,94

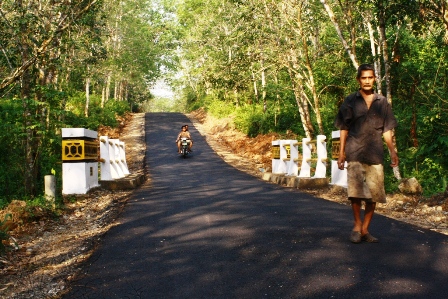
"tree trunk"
377,6,392,104
106,72,111,103
101,85,106,108
17,0,38,196
320,0,358,69
287,68,313,139
252,70,258,105
297,5,324,134
410,80,419,147
365,15,383,94
273,72,280,127
261,59,267,113
85,76,90,117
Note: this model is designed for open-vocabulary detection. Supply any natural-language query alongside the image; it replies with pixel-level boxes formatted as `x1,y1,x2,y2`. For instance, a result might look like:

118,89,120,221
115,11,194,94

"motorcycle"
180,137,191,158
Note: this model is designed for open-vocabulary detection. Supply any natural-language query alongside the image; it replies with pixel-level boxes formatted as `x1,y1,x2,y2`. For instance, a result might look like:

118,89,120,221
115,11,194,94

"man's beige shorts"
347,161,386,203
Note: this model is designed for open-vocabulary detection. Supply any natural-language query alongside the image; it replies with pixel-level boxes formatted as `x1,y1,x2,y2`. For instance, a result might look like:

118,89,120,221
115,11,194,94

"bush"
207,99,236,118
233,105,270,137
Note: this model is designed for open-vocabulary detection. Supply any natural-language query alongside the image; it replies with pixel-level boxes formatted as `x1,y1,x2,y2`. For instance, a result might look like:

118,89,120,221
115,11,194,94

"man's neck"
359,88,374,97
359,89,375,108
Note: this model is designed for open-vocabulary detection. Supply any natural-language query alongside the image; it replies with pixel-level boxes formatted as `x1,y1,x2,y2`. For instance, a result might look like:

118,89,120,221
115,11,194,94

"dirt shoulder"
0,111,447,298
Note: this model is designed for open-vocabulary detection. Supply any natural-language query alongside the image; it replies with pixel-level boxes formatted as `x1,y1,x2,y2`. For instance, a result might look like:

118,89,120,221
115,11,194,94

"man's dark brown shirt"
335,91,397,165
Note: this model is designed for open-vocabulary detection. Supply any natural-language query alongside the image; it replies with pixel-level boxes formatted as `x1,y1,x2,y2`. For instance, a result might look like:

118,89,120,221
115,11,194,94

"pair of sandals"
350,231,379,243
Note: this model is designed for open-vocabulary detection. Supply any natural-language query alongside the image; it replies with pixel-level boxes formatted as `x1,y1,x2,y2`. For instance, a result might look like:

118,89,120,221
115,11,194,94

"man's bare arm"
383,130,399,167
337,130,348,170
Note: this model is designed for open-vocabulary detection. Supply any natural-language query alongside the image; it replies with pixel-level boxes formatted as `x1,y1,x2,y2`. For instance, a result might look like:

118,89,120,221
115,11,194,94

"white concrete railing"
99,136,130,180
272,132,346,187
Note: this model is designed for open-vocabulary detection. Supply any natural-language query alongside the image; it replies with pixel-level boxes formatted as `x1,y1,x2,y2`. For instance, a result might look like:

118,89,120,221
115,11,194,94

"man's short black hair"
357,64,375,79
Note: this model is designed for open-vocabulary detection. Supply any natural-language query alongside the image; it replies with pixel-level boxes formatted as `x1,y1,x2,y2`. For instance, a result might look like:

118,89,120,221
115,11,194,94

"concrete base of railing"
99,171,146,190
262,172,329,189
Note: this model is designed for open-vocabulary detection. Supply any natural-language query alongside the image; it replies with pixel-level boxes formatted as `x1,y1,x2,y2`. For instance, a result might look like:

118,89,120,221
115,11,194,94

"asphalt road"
65,113,448,299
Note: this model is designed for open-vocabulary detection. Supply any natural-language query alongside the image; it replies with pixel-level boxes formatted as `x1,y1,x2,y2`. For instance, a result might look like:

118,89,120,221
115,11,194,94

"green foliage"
415,158,446,196
65,93,131,129
207,99,236,119
183,86,206,112
399,141,447,196
0,99,27,198
233,105,265,137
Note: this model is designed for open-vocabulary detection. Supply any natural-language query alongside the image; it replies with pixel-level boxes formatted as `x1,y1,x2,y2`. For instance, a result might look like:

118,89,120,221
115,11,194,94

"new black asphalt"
65,113,448,299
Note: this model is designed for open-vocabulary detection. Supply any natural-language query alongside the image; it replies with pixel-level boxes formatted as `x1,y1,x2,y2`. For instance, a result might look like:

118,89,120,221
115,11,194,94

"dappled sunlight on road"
65,113,448,299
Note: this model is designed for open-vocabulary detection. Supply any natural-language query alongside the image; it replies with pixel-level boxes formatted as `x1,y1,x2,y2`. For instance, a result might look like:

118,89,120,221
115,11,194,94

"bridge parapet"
62,128,143,195
268,132,346,189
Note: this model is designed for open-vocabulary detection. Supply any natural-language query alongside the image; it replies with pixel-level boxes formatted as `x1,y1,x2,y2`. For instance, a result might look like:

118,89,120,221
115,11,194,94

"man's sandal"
350,231,362,243
361,233,379,243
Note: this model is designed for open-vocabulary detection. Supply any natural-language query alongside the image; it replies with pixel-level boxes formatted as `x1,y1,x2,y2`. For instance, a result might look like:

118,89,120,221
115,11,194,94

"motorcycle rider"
176,125,192,154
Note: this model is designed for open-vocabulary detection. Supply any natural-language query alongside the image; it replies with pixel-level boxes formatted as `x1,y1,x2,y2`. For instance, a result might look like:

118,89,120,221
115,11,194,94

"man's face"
357,70,375,92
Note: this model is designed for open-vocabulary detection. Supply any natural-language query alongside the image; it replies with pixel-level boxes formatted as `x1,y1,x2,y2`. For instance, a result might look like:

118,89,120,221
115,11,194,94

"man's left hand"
390,151,399,167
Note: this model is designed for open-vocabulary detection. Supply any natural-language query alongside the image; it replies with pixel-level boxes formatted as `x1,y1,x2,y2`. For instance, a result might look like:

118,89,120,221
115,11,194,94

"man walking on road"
335,64,399,244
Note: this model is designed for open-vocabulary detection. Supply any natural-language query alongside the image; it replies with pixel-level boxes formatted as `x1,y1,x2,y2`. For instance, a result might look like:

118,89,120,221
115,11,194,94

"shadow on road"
65,113,448,299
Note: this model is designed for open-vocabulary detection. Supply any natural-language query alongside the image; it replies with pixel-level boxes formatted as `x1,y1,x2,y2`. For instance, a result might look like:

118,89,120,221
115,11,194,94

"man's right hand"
337,156,346,170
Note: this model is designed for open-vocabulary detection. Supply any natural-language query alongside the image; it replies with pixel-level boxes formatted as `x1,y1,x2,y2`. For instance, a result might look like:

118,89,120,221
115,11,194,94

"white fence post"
119,141,130,175
313,135,327,178
279,140,291,175
330,131,347,187
298,138,311,177
272,140,285,174
111,139,125,178
99,136,113,180
285,140,300,176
